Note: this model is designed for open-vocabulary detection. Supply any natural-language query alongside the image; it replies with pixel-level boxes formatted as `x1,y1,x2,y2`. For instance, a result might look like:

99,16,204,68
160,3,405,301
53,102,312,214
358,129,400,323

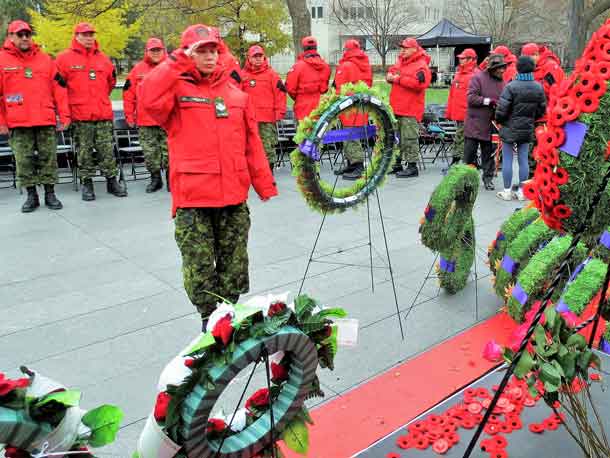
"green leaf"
577,349,595,373
534,324,547,349
321,326,338,359
540,362,562,392
314,308,347,320
233,305,263,325
295,295,317,320
184,332,216,356
502,347,515,364
281,417,309,454
545,306,557,331
81,405,123,447
558,351,577,381
300,315,328,334
567,333,587,350
514,352,536,379
34,390,81,409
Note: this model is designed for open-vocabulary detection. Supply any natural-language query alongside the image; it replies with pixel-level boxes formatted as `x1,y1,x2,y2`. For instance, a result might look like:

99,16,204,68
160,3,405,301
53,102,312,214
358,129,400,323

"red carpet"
283,312,517,458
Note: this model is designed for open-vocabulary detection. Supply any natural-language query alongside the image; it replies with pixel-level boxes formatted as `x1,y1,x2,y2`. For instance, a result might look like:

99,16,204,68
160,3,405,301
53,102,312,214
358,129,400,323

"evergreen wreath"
290,82,398,214
419,164,479,294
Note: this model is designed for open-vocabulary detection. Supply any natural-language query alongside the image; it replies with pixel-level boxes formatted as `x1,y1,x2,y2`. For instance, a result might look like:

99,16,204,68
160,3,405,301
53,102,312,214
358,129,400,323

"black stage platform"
356,351,610,457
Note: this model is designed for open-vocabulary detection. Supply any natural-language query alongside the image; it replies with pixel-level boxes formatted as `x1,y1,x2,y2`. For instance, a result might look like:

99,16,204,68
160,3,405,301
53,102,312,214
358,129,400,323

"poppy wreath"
527,18,610,239
0,369,122,458
135,294,347,458
290,81,398,214
419,164,479,294
488,207,540,276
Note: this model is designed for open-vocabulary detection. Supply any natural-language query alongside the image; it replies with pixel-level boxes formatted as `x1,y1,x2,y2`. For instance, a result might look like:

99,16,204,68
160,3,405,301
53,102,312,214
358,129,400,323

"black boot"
165,169,170,192
81,178,95,201
396,162,419,178
343,162,364,181
390,161,403,174
106,176,127,197
43,184,63,210
334,161,354,176
484,179,495,191
21,186,40,213
146,171,163,193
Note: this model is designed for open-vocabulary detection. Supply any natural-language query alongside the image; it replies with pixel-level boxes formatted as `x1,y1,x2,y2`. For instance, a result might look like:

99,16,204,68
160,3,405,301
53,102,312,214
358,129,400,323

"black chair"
275,117,297,168
56,129,78,190
0,134,16,189
113,116,145,180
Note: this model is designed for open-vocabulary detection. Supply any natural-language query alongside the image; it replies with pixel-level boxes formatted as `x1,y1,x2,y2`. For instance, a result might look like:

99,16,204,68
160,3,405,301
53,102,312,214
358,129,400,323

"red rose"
271,362,289,383
0,373,29,397
245,388,270,412
212,314,234,346
3,447,30,458
508,324,529,353
207,418,227,433
268,301,287,317
184,358,195,368
154,391,171,422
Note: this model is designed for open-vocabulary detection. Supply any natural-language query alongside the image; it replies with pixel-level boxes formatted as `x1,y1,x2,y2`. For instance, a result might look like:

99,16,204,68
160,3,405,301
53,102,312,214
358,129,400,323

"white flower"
243,292,290,316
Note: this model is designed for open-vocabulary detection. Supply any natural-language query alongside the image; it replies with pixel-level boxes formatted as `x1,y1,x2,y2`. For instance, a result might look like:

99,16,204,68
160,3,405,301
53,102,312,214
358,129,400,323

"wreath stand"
297,132,404,340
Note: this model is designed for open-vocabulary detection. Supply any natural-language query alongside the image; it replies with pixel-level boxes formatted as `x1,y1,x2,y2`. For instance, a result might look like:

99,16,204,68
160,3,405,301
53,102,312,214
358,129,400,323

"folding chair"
56,129,78,190
0,134,16,189
113,117,145,180
275,117,297,169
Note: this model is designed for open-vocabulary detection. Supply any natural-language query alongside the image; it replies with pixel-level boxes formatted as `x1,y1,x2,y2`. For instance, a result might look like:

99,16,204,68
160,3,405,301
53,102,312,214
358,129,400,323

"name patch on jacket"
70,65,85,70
180,96,211,104
6,94,23,103
2,66,20,71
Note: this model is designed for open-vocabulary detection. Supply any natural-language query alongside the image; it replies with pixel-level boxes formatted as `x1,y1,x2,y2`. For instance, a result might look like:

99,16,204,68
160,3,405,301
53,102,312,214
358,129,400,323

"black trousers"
464,137,494,182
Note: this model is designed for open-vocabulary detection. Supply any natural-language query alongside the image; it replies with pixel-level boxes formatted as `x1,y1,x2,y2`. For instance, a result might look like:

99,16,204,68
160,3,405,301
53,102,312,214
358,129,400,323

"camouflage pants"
9,126,58,187
174,203,251,318
453,122,464,160
343,140,364,163
258,122,277,170
139,126,168,174
398,116,420,163
73,121,118,180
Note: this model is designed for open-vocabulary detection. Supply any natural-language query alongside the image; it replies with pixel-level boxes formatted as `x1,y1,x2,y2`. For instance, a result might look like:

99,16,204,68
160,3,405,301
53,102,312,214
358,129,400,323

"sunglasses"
13,31,32,38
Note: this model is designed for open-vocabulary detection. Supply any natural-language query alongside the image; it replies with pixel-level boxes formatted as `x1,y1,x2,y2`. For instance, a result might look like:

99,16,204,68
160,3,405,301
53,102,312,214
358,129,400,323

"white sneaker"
496,189,513,201
516,188,525,201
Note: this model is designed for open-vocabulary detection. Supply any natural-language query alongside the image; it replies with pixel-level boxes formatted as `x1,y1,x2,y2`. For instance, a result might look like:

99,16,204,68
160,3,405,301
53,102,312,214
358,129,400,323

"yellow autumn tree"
29,0,140,58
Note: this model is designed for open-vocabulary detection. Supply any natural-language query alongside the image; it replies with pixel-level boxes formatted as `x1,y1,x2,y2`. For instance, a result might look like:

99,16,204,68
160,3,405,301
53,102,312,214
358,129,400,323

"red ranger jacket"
140,51,278,216
123,53,165,126
241,58,287,123
445,60,477,122
334,48,373,126
387,49,432,121
285,51,331,120
0,41,69,128
534,47,564,99
219,41,242,85
56,38,116,122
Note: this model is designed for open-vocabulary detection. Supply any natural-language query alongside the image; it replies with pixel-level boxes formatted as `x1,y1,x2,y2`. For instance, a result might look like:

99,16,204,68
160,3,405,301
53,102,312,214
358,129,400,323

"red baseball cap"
457,48,477,59
180,24,219,49
74,22,96,34
400,38,419,49
146,38,165,50
521,43,539,56
248,45,265,57
301,36,317,48
8,20,31,34
344,39,360,50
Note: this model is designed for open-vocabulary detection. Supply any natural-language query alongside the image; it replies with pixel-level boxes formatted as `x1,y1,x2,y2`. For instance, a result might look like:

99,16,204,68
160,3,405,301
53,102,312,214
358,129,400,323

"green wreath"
556,257,608,316
290,82,398,214
419,164,479,294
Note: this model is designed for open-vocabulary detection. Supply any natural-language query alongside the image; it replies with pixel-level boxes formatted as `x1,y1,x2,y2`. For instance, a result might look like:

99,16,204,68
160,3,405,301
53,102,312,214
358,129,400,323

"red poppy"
268,301,287,317
212,314,234,346
542,193,555,208
207,418,227,433
590,373,602,382
577,93,600,113
547,183,560,200
546,148,559,166
245,388,270,412
536,130,555,150
551,127,566,147
0,373,29,397
553,204,573,219
396,435,411,449
386,454,401,458
593,61,610,79
271,362,289,383
154,391,171,422
600,41,610,61
551,168,570,185
522,182,538,201
548,108,565,127
3,447,30,458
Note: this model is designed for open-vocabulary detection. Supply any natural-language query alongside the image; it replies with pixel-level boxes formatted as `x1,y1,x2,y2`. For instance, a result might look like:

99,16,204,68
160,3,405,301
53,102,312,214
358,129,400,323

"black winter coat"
495,78,546,144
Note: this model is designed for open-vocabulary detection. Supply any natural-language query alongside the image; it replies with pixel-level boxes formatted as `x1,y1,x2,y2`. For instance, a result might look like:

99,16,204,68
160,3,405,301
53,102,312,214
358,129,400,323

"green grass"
111,88,122,101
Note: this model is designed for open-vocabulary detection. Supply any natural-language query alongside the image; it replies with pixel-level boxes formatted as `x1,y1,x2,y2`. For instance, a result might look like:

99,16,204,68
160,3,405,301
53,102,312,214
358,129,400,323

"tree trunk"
381,53,386,72
285,0,311,59
567,0,586,69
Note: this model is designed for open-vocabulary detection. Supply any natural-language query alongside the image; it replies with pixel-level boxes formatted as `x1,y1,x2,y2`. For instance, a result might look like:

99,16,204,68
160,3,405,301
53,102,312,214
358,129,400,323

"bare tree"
329,0,419,70
567,0,610,68
285,0,311,58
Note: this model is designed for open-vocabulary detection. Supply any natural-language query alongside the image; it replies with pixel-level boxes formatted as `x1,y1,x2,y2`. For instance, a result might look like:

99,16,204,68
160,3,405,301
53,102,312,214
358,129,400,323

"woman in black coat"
494,56,546,201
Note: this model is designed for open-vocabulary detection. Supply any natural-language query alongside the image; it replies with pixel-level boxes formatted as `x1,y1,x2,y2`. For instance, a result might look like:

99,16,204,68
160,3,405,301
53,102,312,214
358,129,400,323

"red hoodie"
139,50,277,216
535,46,564,99
0,40,69,128
387,49,432,121
445,60,477,122
285,51,331,120
123,51,166,126
218,40,242,84
241,57,287,123
56,37,115,122
334,48,373,126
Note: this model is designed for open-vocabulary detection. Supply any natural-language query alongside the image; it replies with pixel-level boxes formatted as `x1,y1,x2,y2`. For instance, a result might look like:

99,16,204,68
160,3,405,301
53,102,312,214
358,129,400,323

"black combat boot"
146,171,163,193
43,184,63,210
396,162,419,178
343,162,364,181
81,178,95,201
21,186,40,213
106,176,127,197
334,161,354,176
165,168,170,192
390,161,403,174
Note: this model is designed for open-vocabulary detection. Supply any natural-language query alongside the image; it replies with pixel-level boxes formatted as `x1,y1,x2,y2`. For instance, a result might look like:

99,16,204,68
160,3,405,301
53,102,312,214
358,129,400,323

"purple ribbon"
601,338,610,354
501,255,518,275
425,206,436,222
321,125,377,144
496,232,505,241
600,230,610,249
299,139,320,160
555,300,570,313
512,283,529,306
559,121,588,158
440,257,456,273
